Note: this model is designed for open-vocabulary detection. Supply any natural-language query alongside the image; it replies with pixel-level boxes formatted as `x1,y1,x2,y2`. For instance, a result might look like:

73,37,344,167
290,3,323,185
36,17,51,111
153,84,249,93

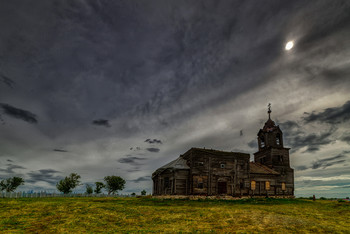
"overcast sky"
0,0,349,197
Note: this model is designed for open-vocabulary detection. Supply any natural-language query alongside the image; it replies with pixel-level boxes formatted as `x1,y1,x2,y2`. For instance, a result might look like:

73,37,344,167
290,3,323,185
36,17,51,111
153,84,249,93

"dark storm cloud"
118,156,146,165
53,149,68,153
6,159,13,162
279,121,336,153
144,139,162,144
92,119,110,127
295,2,350,53
146,148,160,153
295,151,350,171
292,128,335,153
295,165,308,171
341,135,350,145
247,140,256,149
303,100,350,124
26,169,62,185
0,103,37,124
311,154,347,169
1,73,15,88
279,121,302,134
0,164,26,174
130,176,151,183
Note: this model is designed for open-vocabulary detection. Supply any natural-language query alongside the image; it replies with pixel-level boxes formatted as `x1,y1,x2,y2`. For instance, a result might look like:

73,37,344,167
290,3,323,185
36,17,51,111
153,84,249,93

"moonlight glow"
285,41,294,50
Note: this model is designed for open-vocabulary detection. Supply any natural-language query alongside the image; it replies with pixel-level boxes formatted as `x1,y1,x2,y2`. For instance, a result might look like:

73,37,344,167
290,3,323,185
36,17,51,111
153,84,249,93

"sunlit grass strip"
0,197,349,232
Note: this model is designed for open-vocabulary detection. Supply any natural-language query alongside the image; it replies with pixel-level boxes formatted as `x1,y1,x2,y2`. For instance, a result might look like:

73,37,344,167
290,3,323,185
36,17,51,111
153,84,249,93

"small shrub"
85,184,93,195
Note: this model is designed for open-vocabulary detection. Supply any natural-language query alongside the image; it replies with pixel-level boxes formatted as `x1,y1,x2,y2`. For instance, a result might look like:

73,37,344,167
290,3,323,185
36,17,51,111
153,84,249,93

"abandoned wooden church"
152,107,294,196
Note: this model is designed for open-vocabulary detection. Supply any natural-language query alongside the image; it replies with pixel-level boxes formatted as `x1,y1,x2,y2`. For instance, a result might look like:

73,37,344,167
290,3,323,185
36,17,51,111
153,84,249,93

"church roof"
188,148,249,157
249,162,280,175
152,157,189,177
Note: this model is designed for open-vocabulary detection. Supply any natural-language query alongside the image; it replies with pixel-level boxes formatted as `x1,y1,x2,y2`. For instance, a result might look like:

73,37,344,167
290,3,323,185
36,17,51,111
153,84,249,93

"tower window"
281,182,286,191
265,181,270,190
276,133,281,145
260,136,265,148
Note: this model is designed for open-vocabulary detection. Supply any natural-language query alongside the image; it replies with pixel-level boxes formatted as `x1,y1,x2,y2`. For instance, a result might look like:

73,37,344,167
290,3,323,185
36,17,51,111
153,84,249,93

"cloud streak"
303,100,350,124
118,156,146,165
145,139,162,144
146,148,160,153
0,103,38,124
92,119,110,127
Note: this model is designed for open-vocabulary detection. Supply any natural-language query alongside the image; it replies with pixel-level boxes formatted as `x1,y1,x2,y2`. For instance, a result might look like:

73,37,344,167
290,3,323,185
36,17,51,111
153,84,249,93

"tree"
85,184,93,195
94,182,105,194
56,173,81,194
104,175,125,195
0,177,24,192
141,190,147,196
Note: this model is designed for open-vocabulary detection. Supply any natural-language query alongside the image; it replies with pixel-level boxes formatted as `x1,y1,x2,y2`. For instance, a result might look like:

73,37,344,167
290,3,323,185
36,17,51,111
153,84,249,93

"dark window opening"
260,157,266,164
260,136,265,147
198,182,204,189
164,177,170,188
276,133,281,145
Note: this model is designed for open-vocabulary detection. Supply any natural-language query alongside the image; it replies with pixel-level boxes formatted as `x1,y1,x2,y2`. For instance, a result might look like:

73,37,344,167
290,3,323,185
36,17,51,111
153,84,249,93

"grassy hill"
0,197,349,232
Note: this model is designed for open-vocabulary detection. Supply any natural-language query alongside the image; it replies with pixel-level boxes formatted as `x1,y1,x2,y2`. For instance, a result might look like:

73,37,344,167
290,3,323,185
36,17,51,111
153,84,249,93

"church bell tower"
254,104,292,174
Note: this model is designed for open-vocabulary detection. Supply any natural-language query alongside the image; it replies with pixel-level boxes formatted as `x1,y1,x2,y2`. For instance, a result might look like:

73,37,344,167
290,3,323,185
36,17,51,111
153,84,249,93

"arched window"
260,136,265,147
276,133,281,145
251,180,256,190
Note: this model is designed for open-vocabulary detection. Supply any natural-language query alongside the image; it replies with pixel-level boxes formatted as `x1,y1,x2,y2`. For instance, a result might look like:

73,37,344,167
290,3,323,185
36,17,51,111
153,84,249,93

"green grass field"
0,197,349,233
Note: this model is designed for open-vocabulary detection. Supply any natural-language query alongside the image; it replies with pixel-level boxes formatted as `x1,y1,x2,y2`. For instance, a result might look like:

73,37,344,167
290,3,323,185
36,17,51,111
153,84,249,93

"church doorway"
218,182,227,194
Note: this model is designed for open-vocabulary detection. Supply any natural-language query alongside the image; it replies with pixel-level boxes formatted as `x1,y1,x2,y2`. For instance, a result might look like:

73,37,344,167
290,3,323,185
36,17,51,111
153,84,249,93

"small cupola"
257,104,284,150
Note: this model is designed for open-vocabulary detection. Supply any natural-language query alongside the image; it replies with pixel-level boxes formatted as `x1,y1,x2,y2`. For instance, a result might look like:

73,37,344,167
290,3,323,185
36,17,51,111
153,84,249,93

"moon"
285,41,294,50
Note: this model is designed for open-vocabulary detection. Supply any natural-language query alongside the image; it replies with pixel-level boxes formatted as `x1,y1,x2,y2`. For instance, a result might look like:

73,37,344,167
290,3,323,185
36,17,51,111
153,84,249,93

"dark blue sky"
0,0,350,197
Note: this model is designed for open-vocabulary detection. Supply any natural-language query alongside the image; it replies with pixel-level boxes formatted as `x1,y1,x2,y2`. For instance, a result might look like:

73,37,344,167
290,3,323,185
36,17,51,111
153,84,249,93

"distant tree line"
56,173,127,195
0,174,129,195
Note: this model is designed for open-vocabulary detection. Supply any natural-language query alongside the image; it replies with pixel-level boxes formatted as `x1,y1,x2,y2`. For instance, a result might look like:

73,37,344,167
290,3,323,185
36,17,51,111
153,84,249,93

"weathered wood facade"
152,110,294,196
